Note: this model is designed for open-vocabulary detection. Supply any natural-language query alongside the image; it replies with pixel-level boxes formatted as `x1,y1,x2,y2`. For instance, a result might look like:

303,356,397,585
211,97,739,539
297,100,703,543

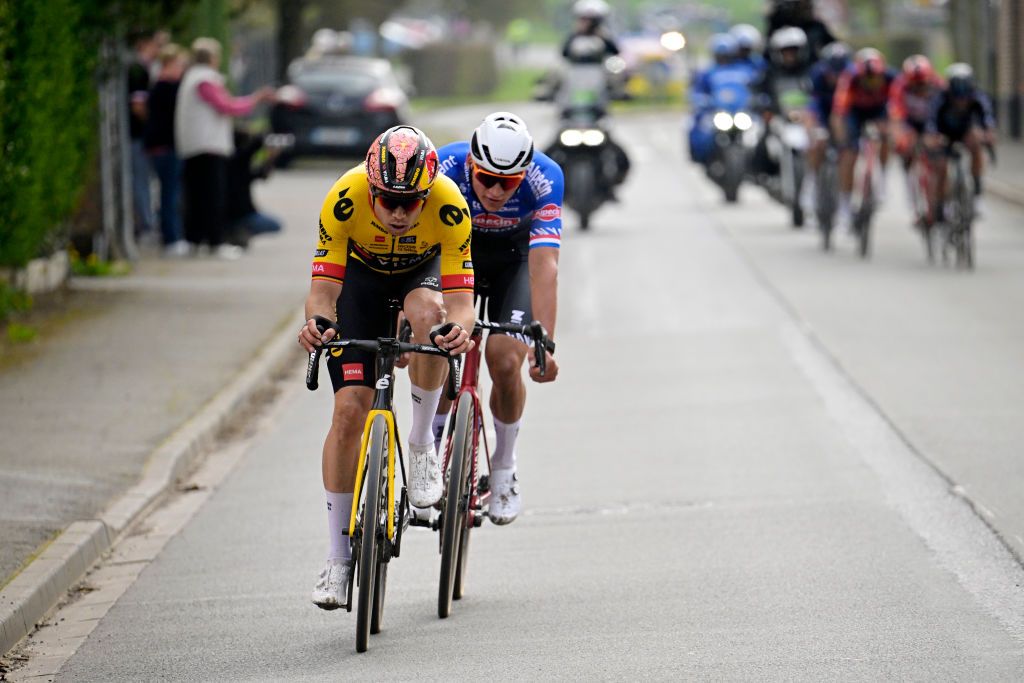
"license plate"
311,127,359,145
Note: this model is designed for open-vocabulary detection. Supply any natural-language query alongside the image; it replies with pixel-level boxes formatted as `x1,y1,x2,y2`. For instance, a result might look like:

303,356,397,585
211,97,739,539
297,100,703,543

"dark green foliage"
0,0,96,269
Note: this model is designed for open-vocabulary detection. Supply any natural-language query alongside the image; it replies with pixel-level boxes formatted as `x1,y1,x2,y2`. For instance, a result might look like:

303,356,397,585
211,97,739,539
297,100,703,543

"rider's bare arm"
528,246,559,383
528,246,559,339
299,279,341,352
438,290,476,355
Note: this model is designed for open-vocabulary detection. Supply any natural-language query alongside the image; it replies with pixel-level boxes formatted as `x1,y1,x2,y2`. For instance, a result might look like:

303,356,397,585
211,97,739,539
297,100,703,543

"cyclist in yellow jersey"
297,126,476,610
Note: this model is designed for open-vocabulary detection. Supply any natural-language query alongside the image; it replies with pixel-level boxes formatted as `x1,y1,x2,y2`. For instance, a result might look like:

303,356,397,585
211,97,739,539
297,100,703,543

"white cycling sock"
839,193,852,215
409,384,443,447
432,413,448,454
491,418,521,472
326,491,352,562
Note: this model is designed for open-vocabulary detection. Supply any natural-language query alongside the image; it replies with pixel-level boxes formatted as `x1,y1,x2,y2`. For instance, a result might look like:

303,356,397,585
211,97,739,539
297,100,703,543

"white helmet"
470,112,535,174
573,0,610,20
730,24,763,52
769,25,808,52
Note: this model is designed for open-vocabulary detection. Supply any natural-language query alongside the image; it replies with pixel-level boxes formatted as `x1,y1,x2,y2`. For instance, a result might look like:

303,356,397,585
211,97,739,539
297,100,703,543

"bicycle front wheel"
438,395,475,618
356,415,389,652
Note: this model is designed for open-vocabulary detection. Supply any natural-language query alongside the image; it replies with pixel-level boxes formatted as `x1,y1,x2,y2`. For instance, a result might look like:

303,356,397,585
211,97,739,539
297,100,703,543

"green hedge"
0,0,97,269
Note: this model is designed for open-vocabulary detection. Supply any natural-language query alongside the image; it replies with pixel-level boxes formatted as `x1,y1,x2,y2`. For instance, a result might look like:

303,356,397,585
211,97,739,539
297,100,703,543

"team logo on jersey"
399,235,416,244
374,235,386,243
314,249,328,257
318,220,332,244
463,260,473,269
333,188,354,222
474,214,519,229
534,204,561,222
440,204,468,226
342,363,363,381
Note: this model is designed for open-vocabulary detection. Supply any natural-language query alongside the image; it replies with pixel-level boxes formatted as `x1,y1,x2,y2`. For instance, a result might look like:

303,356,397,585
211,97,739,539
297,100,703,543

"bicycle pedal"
478,474,490,493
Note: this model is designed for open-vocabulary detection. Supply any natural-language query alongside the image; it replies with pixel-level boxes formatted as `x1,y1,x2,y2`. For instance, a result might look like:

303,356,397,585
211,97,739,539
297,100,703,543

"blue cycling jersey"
691,62,755,113
437,141,564,251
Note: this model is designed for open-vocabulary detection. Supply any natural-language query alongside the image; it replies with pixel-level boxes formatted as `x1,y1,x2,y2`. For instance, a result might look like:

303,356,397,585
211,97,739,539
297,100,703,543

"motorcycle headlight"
713,112,734,132
560,129,584,147
582,129,606,146
733,112,753,131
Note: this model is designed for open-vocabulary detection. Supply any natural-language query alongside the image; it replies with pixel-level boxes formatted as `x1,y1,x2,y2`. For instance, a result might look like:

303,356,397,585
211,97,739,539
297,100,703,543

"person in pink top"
175,37,276,259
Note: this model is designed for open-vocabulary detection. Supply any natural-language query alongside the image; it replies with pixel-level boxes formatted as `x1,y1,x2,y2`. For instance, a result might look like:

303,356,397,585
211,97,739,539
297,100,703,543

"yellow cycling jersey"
311,165,474,293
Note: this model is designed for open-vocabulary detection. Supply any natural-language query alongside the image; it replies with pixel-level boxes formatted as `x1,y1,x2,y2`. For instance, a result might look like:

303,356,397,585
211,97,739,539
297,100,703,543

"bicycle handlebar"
305,315,459,398
474,320,556,377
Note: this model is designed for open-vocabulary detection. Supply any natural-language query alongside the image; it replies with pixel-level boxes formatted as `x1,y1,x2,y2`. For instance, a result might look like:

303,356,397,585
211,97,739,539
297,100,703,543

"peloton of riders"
691,0,997,231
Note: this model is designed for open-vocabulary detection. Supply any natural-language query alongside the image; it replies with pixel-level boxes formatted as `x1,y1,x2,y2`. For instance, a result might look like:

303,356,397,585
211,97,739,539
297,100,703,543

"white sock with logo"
432,413,448,454
491,418,521,472
409,384,444,448
326,491,353,563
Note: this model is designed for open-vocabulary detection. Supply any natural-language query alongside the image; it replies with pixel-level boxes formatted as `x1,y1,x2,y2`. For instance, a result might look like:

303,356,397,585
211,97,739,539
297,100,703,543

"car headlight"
734,112,753,131
582,129,606,146
713,112,734,131
560,129,584,146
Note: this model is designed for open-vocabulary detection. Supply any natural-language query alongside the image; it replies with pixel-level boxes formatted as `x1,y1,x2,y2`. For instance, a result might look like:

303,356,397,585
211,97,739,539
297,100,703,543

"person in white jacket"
175,37,275,259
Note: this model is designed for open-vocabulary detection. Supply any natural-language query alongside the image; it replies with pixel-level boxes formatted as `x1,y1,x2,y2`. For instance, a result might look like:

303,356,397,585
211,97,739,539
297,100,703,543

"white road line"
779,321,1024,641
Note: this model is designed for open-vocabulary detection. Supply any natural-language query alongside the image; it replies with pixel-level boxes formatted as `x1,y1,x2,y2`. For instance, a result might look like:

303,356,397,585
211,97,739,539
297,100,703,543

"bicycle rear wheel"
438,395,474,618
356,415,388,652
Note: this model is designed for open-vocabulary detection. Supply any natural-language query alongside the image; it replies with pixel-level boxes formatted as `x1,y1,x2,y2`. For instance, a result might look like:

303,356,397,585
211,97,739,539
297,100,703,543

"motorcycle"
765,109,810,228
704,109,758,203
545,106,617,231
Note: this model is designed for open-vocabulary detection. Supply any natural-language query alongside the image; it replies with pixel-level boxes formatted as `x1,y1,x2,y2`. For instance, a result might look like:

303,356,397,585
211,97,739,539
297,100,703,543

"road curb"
0,310,306,656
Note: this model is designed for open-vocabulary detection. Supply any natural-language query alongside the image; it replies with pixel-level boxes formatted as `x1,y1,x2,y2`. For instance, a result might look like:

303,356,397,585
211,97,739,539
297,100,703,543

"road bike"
433,311,554,619
851,122,883,258
937,141,996,270
305,308,458,653
906,139,944,263
814,136,839,251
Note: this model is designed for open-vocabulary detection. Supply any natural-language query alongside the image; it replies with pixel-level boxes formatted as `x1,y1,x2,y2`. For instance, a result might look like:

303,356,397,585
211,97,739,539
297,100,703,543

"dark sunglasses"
371,188,428,212
472,166,525,192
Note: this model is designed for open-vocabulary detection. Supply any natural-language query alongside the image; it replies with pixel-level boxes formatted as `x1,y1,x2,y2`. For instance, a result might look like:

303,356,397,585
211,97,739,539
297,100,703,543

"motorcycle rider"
750,27,813,186
730,24,766,75
555,0,629,198
688,33,753,165
765,0,837,64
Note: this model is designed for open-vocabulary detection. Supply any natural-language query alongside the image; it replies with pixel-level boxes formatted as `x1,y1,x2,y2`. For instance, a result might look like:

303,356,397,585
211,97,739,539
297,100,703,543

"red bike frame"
441,325,491,527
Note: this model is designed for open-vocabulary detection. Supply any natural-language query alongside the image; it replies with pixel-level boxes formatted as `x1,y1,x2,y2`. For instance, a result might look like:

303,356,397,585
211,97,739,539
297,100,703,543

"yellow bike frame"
348,410,398,541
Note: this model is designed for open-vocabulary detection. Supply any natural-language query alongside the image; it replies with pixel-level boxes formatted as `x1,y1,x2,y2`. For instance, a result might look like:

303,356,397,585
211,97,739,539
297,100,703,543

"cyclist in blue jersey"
730,24,766,76
433,112,563,525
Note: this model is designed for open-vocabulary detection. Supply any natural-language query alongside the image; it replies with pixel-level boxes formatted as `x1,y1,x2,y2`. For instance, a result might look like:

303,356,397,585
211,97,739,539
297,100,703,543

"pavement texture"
0,166,338,650
4,105,1020,679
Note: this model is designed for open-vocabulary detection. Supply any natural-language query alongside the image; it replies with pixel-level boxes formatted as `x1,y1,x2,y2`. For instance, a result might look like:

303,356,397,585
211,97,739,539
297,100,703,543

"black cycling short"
326,257,441,392
474,251,532,345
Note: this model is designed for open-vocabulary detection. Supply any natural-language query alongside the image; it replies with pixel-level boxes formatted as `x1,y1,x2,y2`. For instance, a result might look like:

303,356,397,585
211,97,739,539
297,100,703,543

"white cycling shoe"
408,441,442,508
488,468,521,525
311,559,351,610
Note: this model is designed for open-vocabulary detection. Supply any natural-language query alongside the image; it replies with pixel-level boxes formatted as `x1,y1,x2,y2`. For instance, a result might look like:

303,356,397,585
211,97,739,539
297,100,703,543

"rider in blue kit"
688,33,755,164
434,112,563,525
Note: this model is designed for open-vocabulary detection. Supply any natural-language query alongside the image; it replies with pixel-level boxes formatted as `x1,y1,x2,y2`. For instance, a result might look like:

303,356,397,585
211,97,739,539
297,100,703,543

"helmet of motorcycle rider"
365,125,438,197
768,26,808,66
854,48,886,77
470,112,535,175
945,62,976,97
709,33,739,60
902,54,935,85
730,24,763,53
821,42,852,72
573,0,610,21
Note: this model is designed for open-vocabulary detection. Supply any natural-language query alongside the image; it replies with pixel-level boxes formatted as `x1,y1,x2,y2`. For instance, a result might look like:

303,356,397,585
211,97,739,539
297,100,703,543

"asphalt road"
21,105,1024,679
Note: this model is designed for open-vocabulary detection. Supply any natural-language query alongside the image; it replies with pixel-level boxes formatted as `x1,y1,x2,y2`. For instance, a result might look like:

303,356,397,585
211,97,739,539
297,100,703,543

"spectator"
174,37,276,260
144,43,188,257
226,128,283,248
127,29,158,239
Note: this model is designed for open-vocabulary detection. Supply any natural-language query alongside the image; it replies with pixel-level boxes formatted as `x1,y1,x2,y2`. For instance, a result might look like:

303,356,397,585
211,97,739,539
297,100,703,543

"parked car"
270,56,411,162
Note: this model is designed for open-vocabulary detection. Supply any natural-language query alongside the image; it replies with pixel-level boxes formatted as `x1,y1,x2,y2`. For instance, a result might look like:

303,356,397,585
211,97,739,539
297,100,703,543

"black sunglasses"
371,188,429,212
